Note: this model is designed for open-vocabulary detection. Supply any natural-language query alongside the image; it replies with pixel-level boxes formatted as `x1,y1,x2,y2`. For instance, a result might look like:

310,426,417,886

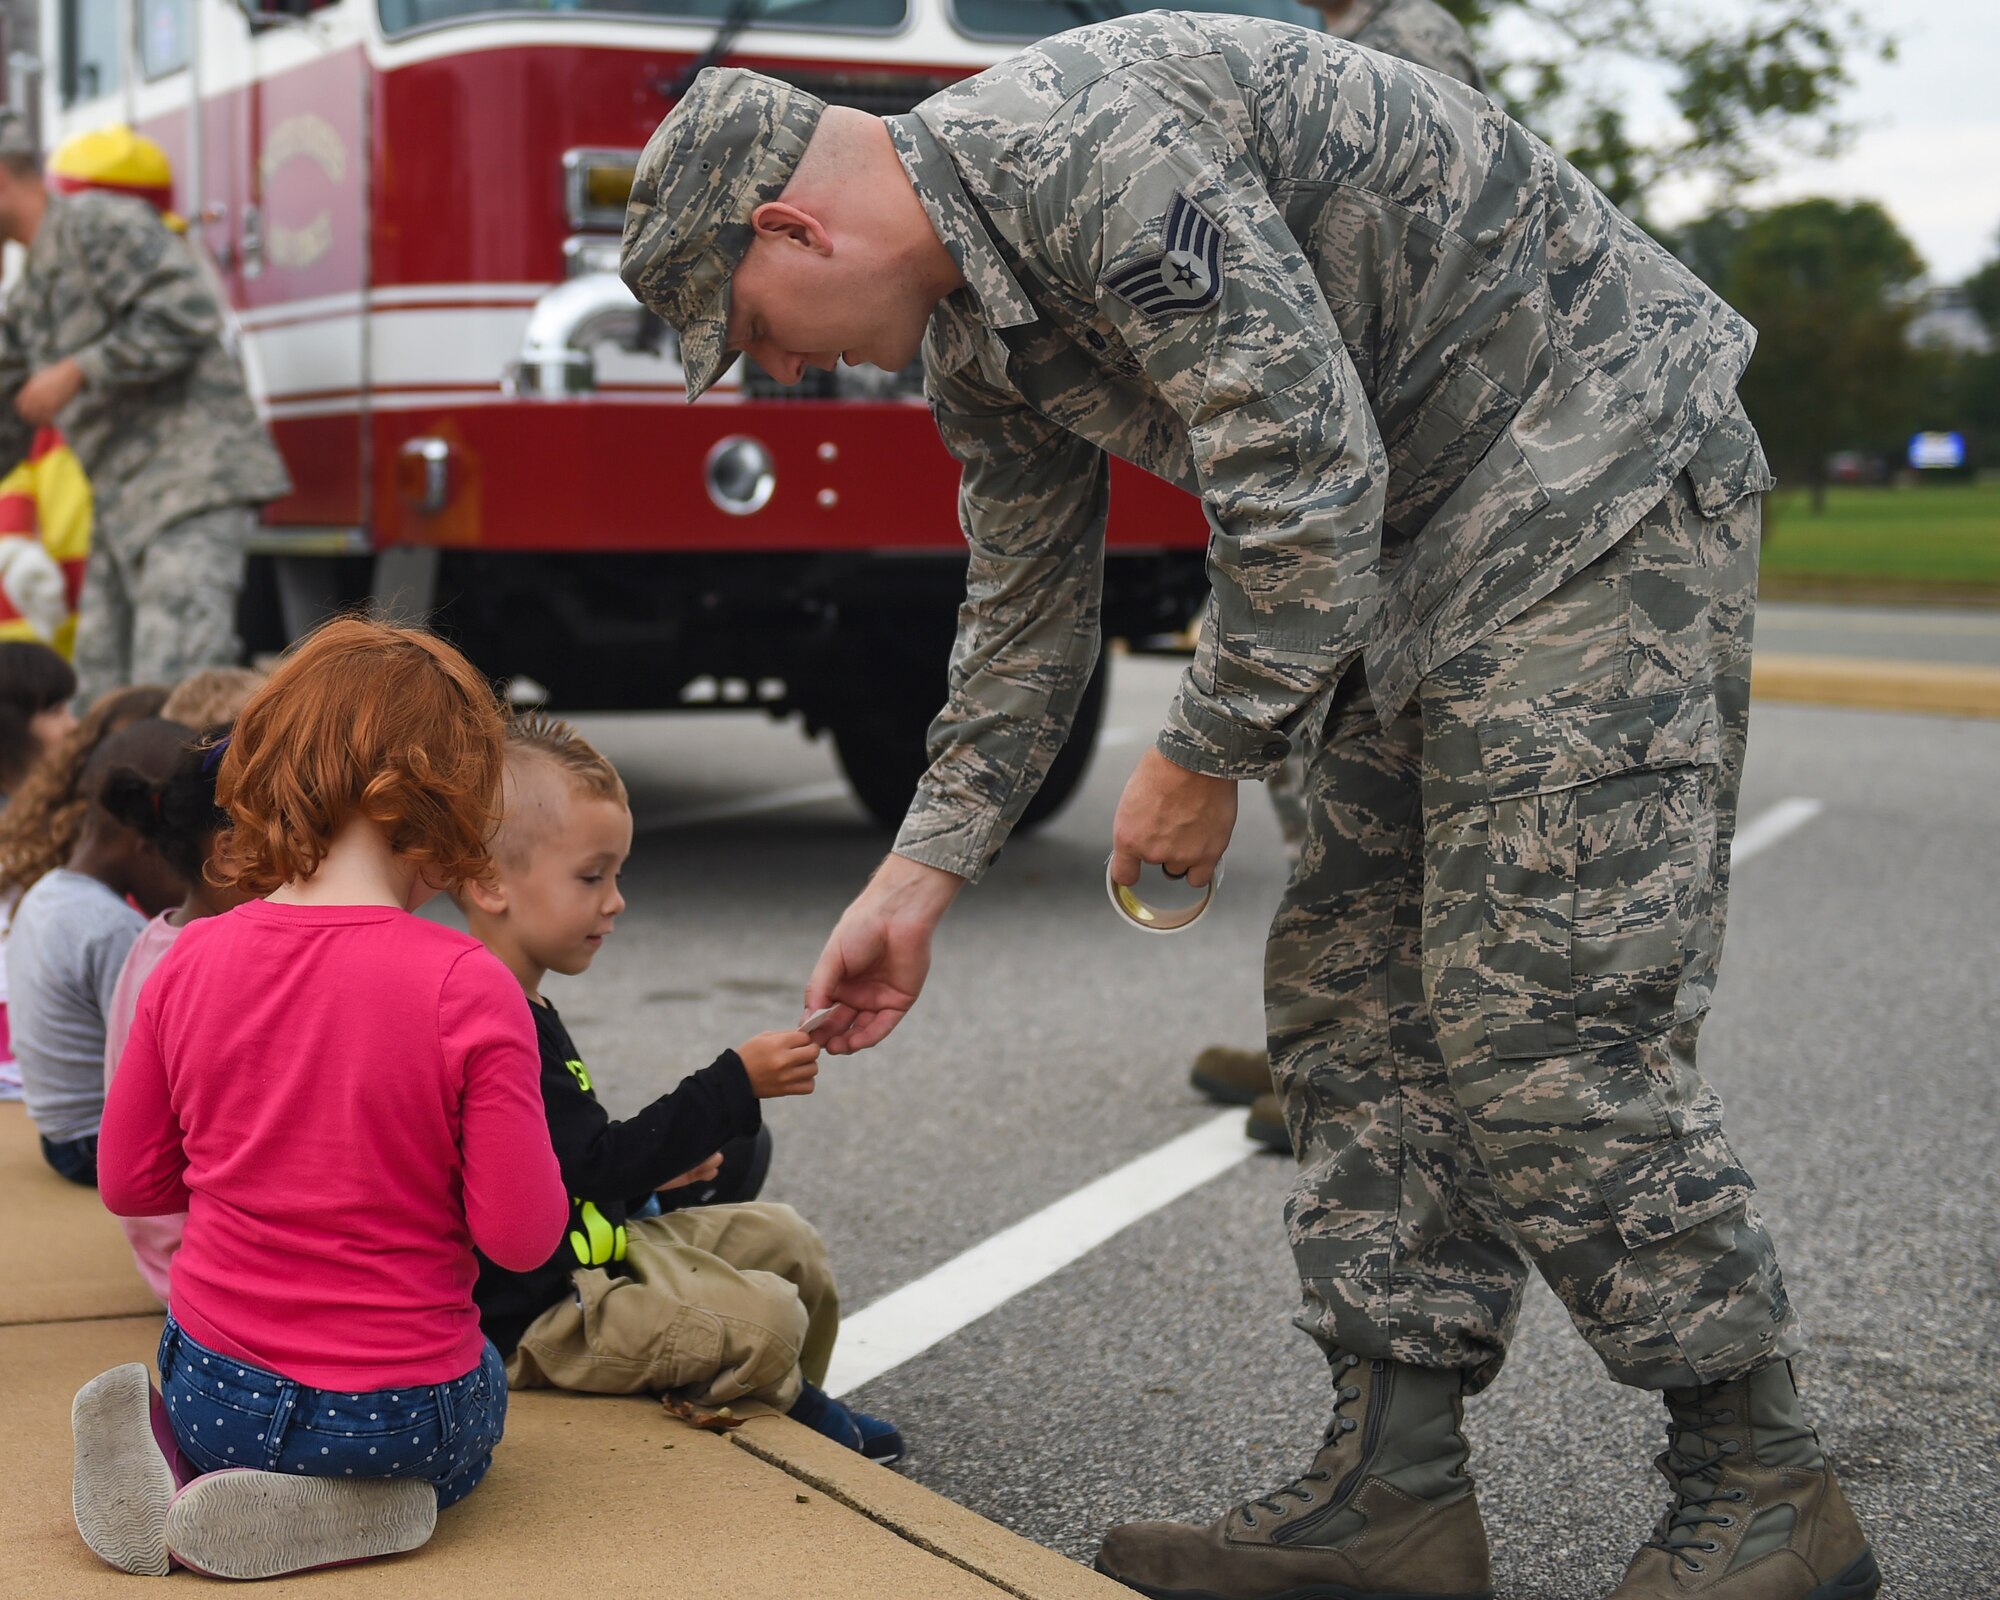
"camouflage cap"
0,111,38,162
620,68,826,402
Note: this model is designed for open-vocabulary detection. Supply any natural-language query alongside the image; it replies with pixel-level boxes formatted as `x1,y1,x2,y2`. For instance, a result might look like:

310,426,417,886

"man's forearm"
876,849,966,922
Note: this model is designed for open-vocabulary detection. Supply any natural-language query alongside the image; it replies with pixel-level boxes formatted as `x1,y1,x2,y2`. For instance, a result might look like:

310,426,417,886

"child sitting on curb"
79,619,567,1581
0,681,164,1102
160,666,266,730
0,640,77,1101
0,639,75,810
461,712,904,1462
99,727,258,1303
10,718,189,1182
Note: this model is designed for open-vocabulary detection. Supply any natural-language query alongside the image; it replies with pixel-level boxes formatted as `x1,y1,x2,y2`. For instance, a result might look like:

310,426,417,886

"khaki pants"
505,1203,838,1415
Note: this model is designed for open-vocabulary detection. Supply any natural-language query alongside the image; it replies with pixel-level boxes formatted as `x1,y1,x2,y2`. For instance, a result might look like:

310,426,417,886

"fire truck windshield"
951,0,1319,40
379,0,903,38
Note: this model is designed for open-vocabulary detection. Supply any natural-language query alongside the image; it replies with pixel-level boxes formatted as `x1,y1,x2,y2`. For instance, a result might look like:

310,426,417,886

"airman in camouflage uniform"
0,113,290,704
622,20,1878,1598
1198,0,1491,1137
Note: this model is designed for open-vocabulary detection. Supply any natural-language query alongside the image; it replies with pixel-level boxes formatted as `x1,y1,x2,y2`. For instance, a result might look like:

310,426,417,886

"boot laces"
1646,1401,1748,1572
1240,1359,1363,1529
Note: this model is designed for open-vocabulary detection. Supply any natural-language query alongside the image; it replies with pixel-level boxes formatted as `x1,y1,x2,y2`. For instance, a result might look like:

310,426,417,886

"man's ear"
749,200,833,256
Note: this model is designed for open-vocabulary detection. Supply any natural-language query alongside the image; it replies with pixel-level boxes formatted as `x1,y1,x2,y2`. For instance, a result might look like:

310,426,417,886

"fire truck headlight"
563,150,640,231
705,436,776,517
398,437,452,514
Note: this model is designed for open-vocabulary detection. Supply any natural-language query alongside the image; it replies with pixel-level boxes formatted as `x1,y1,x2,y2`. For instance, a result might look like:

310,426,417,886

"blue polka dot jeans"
157,1316,508,1509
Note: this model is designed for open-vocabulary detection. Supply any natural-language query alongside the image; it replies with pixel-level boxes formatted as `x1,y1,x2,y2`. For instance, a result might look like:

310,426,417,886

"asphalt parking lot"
488,639,2000,1598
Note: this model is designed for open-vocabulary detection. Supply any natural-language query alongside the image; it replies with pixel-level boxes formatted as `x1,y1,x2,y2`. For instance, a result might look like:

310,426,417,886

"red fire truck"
28,0,1307,828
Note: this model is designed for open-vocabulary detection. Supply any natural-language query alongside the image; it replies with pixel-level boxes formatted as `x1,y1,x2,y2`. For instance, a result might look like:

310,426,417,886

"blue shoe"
853,1410,907,1468
789,1382,860,1450
790,1383,906,1467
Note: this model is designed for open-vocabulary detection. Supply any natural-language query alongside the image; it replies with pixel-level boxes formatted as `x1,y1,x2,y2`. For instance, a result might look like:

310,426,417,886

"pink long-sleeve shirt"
100,900,567,1390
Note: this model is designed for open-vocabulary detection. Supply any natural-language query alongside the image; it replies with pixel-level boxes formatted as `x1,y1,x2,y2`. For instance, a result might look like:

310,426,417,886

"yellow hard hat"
47,124,186,232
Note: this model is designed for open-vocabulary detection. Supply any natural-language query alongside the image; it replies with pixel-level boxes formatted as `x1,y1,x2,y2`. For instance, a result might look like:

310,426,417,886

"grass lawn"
1761,482,2000,592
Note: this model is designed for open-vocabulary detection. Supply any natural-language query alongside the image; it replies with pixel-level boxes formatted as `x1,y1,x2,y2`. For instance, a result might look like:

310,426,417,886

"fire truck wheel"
832,644,1110,835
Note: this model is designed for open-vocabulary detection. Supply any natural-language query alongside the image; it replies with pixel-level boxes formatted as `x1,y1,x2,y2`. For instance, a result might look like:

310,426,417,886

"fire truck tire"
833,645,1110,835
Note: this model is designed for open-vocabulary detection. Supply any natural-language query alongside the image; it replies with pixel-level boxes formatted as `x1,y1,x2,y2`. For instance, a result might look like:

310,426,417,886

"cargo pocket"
1597,1126,1755,1250
1475,687,1722,1062
1592,1124,1775,1382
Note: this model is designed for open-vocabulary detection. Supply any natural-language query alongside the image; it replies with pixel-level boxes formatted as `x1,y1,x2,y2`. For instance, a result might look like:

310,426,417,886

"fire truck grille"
762,68,963,116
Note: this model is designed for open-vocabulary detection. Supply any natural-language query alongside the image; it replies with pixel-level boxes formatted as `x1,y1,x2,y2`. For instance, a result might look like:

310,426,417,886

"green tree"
1434,1,1892,218
1964,234,2000,341
1948,232,2000,471
1687,198,1924,506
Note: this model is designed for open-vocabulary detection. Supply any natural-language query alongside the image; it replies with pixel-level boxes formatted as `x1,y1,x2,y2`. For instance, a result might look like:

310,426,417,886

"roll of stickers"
1106,859,1222,935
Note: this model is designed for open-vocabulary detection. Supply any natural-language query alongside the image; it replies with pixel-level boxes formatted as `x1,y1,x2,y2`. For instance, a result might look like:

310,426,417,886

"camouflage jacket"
0,191,290,551
888,14,1772,882
1333,0,1486,92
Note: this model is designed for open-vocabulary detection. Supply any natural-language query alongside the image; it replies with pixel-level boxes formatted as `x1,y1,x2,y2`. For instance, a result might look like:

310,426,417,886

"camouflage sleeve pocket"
1476,687,1721,1059
1682,395,1777,518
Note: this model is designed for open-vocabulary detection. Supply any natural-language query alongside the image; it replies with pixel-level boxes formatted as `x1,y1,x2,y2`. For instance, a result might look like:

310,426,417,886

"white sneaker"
70,1362,182,1576
164,1469,437,1580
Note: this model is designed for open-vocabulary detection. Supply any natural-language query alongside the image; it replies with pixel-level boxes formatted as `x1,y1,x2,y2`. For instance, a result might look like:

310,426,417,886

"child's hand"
736,1030,820,1098
658,1152,724,1191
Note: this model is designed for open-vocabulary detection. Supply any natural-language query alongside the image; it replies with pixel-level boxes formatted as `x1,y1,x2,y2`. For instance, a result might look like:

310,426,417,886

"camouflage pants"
1269,470,1801,1394
1265,746,1312,862
73,505,251,707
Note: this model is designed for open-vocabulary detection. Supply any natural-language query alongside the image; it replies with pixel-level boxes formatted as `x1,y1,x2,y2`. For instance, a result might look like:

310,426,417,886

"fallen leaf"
662,1397,746,1432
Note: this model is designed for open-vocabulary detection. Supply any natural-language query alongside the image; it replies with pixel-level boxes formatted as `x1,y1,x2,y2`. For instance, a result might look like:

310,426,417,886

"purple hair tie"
200,735,231,776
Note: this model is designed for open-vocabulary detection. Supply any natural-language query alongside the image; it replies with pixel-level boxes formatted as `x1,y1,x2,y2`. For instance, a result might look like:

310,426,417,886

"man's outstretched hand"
804,853,963,1055
1109,746,1238,890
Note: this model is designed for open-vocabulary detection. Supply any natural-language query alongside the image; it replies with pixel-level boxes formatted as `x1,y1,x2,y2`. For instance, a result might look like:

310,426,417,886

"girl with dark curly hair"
96,726,259,1304
0,640,77,805
0,682,167,1103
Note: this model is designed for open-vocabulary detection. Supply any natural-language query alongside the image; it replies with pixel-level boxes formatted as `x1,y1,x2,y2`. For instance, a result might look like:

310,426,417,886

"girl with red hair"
77,618,567,1580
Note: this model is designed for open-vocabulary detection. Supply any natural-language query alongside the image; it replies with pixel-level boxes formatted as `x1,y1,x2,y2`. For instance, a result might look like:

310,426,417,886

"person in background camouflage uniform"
1193,0,1490,1151
621,19,1879,1599
1308,0,1486,93
0,113,290,705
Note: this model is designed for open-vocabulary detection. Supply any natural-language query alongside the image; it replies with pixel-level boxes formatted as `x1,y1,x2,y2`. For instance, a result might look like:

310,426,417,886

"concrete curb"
1752,653,2000,718
734,1415,1128,1600
1,1103,1121,1599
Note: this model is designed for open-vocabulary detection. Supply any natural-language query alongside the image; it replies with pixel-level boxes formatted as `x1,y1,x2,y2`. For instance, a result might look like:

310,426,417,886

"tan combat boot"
1609,1362,1880,1600
1095,1355,1491,1600
1188,1046,1273,1106
1245,1091,1290,1154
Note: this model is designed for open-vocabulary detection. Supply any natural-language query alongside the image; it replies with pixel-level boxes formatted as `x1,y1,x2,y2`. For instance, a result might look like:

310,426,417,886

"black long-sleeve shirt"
473,997,759,1356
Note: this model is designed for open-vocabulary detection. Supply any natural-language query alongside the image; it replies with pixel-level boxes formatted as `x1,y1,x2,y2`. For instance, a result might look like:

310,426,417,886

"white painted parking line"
1732,797,1824,864
826,1111,1261,1396
825,795,1827,1397
637,780,852,834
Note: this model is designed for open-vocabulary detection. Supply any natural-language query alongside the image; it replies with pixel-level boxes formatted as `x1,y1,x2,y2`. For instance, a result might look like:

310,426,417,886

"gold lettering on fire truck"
261,114,348,270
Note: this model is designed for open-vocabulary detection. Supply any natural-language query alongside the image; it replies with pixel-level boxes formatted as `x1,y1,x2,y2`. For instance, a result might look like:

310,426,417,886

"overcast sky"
1488,0,2000,284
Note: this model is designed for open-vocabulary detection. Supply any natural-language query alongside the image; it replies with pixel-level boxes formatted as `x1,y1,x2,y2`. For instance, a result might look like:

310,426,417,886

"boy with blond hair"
161,665,265,728
460,712,903,1461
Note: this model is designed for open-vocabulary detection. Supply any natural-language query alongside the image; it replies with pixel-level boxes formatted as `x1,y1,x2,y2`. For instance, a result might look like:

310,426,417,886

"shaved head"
490,713,628,870
724,107,964,385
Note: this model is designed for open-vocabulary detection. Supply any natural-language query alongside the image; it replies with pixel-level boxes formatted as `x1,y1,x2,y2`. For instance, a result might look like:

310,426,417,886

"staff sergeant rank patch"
1102,191,1224,317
